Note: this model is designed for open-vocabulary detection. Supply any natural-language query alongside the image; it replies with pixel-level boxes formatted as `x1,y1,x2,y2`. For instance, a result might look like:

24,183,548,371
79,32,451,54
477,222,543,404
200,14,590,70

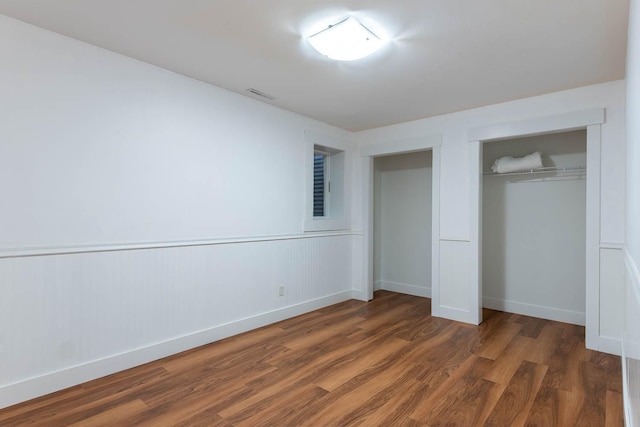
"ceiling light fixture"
308,17,384,61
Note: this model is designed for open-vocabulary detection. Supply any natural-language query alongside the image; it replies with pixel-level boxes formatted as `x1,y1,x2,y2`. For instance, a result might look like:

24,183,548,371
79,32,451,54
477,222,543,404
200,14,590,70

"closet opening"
469,109,604,348
373,150,433,304
481,130,587,325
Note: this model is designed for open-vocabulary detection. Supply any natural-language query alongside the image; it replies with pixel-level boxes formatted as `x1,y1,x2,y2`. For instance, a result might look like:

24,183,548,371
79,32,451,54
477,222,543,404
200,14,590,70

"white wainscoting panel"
623,250,640,427
350,233,369,301
600,247,624,340
0,234,353,409
438,240,472,323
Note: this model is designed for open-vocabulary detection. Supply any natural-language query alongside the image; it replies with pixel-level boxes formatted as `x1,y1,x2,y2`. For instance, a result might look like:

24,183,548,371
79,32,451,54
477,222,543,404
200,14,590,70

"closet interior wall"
482,130,587,324
373,151,432,298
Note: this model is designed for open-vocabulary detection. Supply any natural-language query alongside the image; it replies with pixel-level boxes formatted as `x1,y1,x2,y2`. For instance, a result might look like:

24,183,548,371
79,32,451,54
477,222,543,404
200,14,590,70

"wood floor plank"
414,325,480,384
19,389,152,427
355,303,421,331
230,384,328,427
473,380,508,426
241,323,412,402
282,314,365,350
393,314,447,342
574,361,609,426
522,323,564,365
395,322,461,363
560,337,592,393
475,321,523,360
483,334,535,385
483,360,548,427
272,358,420,426
361,379,428,426
524,334,583,426
127,364,278,425
424,378,499,426
409,355,491,421
605,390,624,427
0,386,92,424
590,350,624,394
305,361,422,426
313,337,410,391
0,291,623,427
418,357,496,425
68,399,148,427
0,367,169,426
139,346,285,408
557,388,585,426
216,359,337,419
172,409,231,427
515,315,548,338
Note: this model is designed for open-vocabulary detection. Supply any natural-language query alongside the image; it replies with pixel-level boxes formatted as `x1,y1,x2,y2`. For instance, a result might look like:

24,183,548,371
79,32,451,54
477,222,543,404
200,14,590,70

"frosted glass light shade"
309,17,383,61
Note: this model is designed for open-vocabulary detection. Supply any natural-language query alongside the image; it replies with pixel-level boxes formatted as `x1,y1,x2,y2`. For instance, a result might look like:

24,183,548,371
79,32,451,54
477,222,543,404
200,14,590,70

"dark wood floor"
0,291,624,426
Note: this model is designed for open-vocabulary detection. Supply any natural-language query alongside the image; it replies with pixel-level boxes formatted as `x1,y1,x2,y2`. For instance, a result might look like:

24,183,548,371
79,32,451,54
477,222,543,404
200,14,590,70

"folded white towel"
491,151,543,173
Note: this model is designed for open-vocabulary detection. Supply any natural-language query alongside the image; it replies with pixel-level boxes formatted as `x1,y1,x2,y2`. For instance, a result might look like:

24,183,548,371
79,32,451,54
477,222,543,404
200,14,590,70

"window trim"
304,130,350,232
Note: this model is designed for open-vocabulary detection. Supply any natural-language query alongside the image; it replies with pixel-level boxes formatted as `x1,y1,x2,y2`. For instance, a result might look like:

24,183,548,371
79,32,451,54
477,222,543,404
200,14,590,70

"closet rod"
483,165,586,177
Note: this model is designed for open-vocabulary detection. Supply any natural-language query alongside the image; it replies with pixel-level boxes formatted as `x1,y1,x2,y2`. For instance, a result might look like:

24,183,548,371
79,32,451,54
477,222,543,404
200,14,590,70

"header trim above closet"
468,108,604,142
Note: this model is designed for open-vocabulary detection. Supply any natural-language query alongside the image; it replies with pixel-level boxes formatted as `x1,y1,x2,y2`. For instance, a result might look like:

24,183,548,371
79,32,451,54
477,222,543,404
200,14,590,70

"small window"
304,131,350,232
313,151,328,217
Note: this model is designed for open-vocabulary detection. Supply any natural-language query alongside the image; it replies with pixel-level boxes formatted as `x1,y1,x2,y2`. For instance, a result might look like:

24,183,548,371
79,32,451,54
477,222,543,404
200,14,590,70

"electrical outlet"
278,285,285,296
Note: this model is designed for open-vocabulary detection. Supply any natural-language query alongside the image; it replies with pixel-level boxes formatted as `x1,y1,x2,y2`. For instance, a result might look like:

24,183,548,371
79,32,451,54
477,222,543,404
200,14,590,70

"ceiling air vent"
245,88,274,100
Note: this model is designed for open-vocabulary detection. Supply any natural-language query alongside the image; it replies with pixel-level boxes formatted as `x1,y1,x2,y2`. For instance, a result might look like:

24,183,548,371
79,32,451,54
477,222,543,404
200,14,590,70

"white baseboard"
380,280,431,298
483,297,585,326
351,289,371,301
593,335,622,356
0,290,353,410
373,280,382,291
437,305,475,324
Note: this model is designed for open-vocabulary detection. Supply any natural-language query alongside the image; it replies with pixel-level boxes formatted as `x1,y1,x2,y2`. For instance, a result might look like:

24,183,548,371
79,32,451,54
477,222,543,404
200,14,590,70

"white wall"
374,151,432,297
624,0,640,424
482,131,586,324
0,16,354,248
0,14,355,408
354,79,626,348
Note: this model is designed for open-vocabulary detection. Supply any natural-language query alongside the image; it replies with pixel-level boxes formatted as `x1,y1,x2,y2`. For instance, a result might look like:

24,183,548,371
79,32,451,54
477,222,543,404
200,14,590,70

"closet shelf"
483,165,586,177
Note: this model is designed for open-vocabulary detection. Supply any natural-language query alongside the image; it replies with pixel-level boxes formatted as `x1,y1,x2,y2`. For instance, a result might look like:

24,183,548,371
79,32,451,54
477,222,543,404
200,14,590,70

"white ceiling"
0,0,630,131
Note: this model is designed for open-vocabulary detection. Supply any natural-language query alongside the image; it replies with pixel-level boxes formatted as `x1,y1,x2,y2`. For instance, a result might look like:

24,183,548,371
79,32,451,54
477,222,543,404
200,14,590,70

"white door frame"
360,134,442,314
468,108,605,348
